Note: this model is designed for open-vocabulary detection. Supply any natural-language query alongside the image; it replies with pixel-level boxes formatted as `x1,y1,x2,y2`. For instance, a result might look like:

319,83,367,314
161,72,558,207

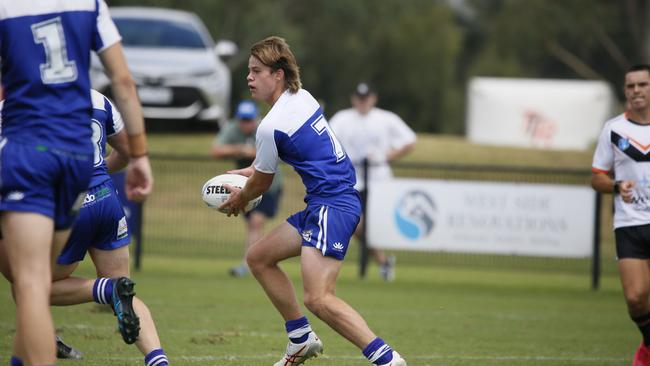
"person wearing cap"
211,100,284,277
329,82,416,281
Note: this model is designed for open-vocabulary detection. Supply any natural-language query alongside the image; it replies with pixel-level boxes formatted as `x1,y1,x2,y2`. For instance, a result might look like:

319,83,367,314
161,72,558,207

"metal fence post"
359,158,370,279
133,203,144,272
592,192,602,290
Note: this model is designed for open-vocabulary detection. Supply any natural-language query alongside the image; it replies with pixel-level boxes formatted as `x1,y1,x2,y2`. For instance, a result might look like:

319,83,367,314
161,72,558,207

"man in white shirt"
329,82,416,281
592,64,650,366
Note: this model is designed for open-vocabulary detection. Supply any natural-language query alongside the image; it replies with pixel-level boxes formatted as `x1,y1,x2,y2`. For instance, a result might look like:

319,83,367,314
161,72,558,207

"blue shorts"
246,188,282,219
57,179,130,265
287,204,360,261
0,138,93,229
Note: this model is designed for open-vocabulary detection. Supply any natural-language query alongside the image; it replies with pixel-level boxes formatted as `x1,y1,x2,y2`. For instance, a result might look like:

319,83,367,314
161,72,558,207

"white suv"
91,7,236,126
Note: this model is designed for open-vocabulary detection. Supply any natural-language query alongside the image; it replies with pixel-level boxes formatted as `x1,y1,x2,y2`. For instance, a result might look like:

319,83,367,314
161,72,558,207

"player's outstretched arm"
99,43,144,136
99,42,153,201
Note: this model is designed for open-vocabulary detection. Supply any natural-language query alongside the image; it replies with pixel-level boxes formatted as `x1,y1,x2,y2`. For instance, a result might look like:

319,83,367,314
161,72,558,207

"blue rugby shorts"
57,179,130,265
287,204,360,260
0,138,93,230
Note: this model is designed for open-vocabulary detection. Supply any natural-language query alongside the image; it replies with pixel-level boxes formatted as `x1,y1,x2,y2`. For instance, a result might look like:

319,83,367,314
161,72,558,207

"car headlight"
195,71,223,90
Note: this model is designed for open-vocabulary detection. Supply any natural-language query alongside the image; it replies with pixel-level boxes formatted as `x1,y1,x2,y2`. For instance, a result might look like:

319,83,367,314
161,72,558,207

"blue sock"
10,356,22,366
285,316,311,344
92,277,114,304
145,348,168,366
363,337,393,365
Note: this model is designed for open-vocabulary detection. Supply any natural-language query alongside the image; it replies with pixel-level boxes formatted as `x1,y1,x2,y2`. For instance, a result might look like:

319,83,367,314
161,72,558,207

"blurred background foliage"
108,0,648,134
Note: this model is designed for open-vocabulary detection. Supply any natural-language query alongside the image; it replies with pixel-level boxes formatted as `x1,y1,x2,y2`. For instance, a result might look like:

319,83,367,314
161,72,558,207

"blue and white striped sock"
92,277,114,304
363,337,393,365
285,316,312,344
145,348,169,366
10,356,22,366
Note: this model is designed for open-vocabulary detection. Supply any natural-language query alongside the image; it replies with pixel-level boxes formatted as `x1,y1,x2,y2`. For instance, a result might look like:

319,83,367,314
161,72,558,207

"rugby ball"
201,173,262,214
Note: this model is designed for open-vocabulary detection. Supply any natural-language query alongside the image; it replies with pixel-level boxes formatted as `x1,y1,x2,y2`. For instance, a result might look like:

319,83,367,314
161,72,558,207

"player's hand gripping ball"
201,174,262,214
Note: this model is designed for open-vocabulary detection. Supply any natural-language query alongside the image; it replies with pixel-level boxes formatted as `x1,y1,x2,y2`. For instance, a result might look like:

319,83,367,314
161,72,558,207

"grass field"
0,133,630,365
0,256,636,366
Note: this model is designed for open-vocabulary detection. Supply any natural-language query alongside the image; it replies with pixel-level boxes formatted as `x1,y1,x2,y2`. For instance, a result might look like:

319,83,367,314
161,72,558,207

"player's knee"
13,275,51,299
625,289,650,312
245,247,264,272
303,292,329,316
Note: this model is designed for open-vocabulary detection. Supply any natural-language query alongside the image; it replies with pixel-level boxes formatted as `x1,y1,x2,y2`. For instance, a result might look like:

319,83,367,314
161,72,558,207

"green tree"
107,0,465,133
467,0,646,101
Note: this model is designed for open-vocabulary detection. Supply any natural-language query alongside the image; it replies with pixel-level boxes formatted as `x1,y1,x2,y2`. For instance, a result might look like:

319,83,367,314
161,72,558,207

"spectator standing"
329,82,416,281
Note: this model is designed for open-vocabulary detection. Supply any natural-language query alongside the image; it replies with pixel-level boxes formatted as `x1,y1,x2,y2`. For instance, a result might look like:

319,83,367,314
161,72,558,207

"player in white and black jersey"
220,36,406,366
592,64,650,366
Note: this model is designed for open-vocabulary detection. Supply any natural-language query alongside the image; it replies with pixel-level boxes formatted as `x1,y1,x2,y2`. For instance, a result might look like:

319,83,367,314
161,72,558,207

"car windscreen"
114,18,207,49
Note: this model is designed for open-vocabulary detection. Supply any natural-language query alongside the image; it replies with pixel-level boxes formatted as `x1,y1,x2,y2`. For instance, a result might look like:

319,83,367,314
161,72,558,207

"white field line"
89,354,626,363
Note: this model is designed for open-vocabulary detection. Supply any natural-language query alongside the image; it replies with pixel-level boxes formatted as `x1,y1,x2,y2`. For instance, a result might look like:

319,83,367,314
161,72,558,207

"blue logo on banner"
394,190,436,240
618,138,630,151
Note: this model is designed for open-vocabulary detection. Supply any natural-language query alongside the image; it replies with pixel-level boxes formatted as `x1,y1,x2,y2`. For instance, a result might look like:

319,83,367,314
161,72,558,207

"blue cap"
235,100,258,119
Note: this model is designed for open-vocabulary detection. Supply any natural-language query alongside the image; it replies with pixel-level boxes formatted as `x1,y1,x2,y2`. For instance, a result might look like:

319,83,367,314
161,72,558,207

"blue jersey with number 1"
0,0,121,153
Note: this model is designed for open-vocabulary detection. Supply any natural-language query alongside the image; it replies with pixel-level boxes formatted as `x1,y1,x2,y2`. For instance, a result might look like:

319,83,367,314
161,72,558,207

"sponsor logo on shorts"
117,216,128,240
83,193,96,205
82,187,112,207
6,191,24,201
332,242,344,251
96,187,111,199
301,229,312,243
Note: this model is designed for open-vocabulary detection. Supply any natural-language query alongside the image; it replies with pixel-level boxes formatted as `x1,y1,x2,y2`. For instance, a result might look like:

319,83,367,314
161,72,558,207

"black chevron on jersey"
611,131,650,162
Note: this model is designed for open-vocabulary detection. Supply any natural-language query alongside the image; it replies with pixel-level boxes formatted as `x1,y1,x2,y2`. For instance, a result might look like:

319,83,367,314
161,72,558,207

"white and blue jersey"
57,90,128,265
89,89,124,187
254,89,360,212
254,89,361,259
0,0,121,153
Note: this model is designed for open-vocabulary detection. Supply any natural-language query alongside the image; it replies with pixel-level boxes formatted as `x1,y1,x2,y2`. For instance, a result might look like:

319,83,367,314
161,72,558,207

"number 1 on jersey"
31,17,78,84
311,115,346,162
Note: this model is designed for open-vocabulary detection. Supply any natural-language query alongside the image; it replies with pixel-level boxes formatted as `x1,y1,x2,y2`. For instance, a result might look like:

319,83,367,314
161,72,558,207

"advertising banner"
367,178,595,258
466,77,615,150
